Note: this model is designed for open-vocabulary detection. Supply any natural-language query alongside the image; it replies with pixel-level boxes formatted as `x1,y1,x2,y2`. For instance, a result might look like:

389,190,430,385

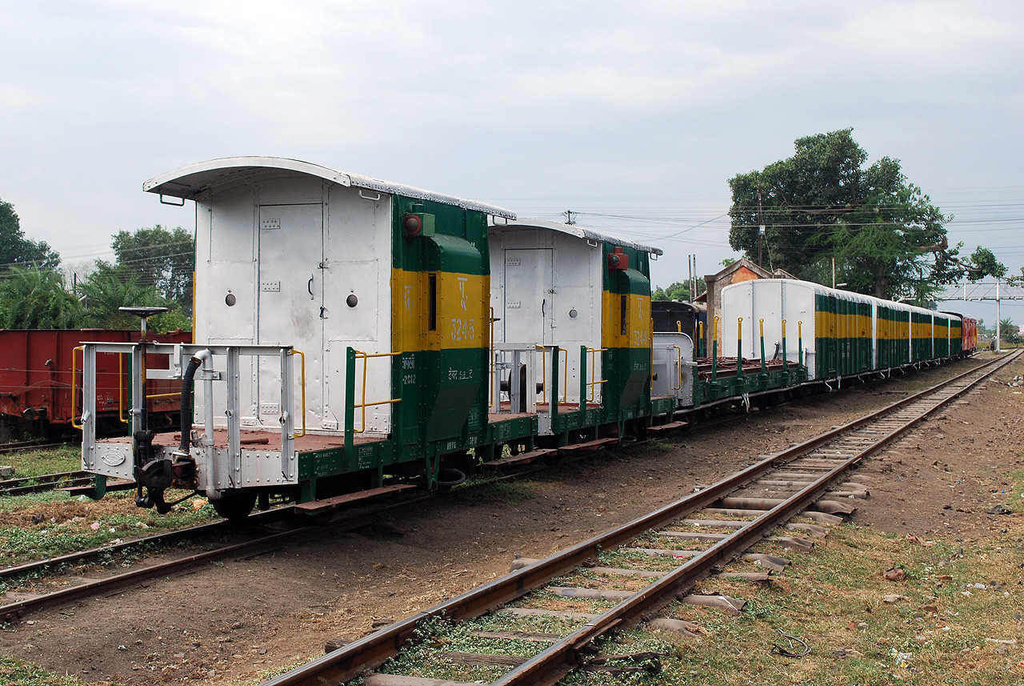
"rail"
70,345,84,430
259,350,1021,686
291,349,306,438
351,350,402,434
671,345,683,390
117,353,129,425
584,347,608,402
557,347,569,404
77,342,303,486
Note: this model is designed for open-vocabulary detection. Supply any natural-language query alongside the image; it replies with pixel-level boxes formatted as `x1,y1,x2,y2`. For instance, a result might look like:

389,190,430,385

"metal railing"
584,347,607,402
71,345,85,430
77,342,304,486
351,350,401,433
671,345,683,390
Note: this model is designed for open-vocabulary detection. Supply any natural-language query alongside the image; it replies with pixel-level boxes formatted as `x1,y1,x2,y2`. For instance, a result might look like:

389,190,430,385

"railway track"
0,388,800,604
0,440,65,456
0,469,92,497
259,351,1021,686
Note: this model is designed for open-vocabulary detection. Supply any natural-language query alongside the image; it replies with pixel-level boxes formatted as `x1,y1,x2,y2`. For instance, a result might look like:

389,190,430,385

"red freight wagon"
0,329,191,438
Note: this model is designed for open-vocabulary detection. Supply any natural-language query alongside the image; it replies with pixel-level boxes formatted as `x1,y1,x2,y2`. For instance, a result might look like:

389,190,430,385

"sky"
2,0,1022,323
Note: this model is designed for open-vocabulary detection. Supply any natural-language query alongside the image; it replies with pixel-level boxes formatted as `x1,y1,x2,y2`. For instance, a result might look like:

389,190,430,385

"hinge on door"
320,306,327,319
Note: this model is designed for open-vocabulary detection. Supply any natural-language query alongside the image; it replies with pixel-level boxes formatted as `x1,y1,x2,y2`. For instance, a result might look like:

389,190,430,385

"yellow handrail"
71,345,84,430
146,392,180,400
353,350,402,433
118,353,129,424
585,347,608,402
291,349,306,438
671,345,683,390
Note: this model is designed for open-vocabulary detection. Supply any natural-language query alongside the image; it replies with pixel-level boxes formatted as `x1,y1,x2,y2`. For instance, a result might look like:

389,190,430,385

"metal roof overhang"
142,156,517,219
495,218,664,255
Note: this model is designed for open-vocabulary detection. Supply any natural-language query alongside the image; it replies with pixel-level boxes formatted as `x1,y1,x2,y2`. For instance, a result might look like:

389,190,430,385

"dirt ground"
855,354,1024,538
0,354,1017,685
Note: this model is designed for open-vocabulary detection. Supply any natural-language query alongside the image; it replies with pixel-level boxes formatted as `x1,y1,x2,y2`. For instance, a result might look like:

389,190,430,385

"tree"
78,261,167,330
0,267,83,329
727,129,1005,303
653,278,706,301
0,198,61,271
110,226,194,314
1000,317,1021,346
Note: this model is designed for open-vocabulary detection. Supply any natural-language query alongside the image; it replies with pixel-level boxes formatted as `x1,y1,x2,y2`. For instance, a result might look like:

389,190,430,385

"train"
0,329,189,442
73,157,978,519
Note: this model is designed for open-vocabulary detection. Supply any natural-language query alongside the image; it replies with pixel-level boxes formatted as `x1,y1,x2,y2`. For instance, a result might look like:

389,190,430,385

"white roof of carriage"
496,218,664,255
143,156,517,219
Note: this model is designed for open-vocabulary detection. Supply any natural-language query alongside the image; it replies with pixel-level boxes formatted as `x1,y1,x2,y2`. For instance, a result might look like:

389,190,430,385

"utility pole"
564,210,576,225
756,186,766,268
694,254,700,299
996,278,1002,353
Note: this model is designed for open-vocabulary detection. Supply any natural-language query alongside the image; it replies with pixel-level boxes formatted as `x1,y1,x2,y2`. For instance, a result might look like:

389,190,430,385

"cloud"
0,0,1022,279
0,84,42,110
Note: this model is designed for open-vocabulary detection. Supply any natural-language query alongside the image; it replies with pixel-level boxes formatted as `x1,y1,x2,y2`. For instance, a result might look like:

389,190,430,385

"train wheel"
210,491,257,522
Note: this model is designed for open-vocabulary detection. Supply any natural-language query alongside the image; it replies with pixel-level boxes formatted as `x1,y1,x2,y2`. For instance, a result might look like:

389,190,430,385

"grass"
0,446,219,569
1,445,80,478
358,466,1024,686
561,514,1024,685
1007,468,1024,514
0,490,218,571
0,655,109,686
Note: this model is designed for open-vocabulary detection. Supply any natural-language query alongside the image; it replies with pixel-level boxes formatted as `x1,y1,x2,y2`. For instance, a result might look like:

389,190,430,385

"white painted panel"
191,175,393,437
652,332,694,405
721,279,816,378
257,203,323,427
322,187,392,434
488,227,604,405
503,248,552,346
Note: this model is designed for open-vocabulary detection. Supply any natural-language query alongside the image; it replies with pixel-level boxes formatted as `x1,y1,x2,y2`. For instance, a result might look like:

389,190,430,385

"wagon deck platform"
103,429,387,452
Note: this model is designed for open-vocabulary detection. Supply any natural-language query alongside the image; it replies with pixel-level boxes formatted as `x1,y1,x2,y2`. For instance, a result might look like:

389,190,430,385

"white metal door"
256,204,323,428
503,248,553,345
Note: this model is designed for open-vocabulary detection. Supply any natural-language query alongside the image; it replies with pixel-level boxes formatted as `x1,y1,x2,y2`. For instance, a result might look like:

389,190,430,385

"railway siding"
259,352,1020,686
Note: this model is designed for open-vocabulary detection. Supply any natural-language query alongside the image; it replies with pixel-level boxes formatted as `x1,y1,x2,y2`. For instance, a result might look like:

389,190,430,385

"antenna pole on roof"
564,210,576,225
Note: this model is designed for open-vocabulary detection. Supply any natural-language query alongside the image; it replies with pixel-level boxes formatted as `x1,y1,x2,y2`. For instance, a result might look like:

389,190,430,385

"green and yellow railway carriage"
74,159,970,520
75,161,679,519
720,278,968,385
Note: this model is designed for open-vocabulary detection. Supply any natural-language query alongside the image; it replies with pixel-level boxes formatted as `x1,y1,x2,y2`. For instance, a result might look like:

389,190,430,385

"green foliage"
0,198,60,271
999,317,1020,345
963,246,1006,281
77,260,167,329
0,656,91,686
0,266,83,329
652,277,706,301
0,201,195,331
150,308,192,333
0,445,79,478
110,225,194,314
0,493,216,565
728,129,1005,303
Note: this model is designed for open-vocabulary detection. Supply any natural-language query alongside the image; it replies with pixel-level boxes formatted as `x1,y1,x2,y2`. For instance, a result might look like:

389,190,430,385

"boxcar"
0,329,189,440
